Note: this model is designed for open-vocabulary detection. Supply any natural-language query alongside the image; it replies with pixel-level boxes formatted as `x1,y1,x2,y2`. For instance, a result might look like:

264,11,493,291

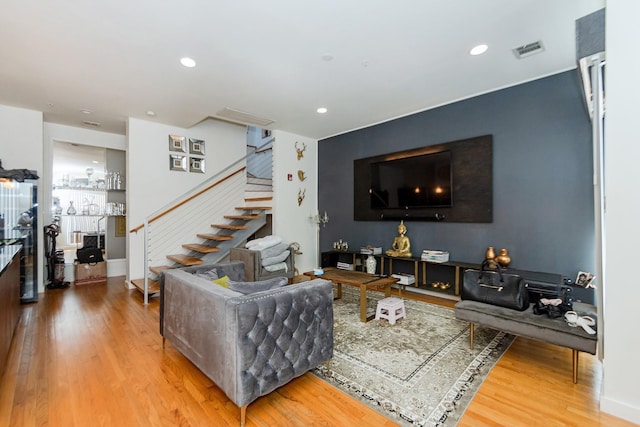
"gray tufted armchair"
161,261,334,426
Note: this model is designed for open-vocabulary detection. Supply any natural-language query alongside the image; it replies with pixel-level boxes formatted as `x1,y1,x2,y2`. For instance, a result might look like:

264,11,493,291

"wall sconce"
312,211,329,227
311,211,330,267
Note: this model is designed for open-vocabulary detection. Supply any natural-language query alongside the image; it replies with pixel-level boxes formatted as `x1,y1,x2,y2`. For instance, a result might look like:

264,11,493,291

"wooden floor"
0,278,635,427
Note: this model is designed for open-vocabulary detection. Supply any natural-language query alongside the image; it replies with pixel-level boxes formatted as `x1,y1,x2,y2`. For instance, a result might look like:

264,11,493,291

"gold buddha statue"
385,220,412,257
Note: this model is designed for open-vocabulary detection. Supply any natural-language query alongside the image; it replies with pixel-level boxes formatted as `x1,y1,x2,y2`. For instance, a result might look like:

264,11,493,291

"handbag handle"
479,259,504,282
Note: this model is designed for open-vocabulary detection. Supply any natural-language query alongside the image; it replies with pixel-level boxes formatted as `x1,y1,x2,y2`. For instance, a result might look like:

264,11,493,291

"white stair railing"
131,138,274,304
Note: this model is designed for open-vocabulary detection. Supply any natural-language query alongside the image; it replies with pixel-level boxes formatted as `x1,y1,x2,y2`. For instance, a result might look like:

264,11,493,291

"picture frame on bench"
575,271,595,288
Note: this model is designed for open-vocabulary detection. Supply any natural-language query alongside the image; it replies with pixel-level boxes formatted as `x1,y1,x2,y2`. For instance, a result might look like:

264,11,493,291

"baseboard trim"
601,396,640,424
106,258,127,277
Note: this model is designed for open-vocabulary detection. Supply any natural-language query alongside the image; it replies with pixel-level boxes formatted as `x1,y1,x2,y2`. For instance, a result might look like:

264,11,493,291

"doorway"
51,142,126,280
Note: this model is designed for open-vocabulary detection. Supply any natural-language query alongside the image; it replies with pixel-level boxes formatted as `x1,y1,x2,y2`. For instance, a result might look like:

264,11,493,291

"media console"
321,250,595,304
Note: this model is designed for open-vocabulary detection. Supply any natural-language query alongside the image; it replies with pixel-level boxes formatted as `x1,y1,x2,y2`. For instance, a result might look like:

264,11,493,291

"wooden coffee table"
304,267,398,322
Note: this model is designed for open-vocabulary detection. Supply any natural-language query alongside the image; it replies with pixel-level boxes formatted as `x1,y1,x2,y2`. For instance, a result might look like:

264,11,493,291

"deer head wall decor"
297,188,306,206
295,141,306,160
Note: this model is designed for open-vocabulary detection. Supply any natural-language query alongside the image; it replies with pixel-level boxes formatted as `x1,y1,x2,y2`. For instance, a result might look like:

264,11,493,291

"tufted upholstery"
161,261,334,416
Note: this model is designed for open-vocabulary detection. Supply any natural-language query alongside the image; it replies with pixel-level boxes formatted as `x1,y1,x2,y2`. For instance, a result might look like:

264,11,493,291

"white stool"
375,297,406,325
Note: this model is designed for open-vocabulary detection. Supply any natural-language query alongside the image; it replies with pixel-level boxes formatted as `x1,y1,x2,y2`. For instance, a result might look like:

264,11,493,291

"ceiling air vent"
513,41,545,59
82,120,101,128
215,107,275,127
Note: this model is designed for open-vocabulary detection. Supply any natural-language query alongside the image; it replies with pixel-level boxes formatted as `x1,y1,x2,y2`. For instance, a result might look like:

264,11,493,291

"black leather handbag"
76,247,104,264
462,261,529,311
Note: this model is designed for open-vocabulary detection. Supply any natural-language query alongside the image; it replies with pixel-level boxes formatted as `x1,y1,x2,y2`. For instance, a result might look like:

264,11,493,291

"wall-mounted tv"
370,150,452,209
354,135,493,222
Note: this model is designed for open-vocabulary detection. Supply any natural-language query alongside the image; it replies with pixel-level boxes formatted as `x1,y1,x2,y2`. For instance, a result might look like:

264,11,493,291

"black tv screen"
369,150,453,209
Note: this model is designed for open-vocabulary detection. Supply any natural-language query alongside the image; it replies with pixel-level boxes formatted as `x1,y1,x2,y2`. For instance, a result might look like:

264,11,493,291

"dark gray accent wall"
318,70,594,277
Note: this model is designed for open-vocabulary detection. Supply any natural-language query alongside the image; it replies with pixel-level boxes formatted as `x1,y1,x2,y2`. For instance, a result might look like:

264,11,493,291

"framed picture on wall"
169,154,187,171
189,138,205,155
115,216,126,237
189,157,205,173
169,135,187,152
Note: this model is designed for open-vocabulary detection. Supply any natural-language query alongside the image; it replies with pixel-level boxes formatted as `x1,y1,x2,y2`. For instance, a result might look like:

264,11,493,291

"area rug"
312,288,514,426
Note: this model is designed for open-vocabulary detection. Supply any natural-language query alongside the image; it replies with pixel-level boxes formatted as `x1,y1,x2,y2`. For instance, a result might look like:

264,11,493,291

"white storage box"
391,273,415,285
336,262,354,270
360,246,382,255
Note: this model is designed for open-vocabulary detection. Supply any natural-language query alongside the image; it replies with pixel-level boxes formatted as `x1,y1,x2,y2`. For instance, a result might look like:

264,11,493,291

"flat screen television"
369,150,453,209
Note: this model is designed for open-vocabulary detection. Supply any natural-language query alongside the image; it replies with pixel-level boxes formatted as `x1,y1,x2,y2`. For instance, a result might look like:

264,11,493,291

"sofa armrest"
226,278,334,407
162,268,242,392
229,248,261,281
159,260,245,336
162,271,334,409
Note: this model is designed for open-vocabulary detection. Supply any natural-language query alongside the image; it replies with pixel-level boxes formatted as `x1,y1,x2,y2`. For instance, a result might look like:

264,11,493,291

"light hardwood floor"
0,277,635,427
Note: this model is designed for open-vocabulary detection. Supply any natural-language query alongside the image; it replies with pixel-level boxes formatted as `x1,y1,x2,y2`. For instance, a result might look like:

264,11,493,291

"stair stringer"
197,211,267,265
146,170,247,272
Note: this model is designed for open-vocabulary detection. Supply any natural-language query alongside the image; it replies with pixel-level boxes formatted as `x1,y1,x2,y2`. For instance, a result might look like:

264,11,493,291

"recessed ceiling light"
146,110,156,117
92,160,99,164
317,107,328,114
180,57,196,68
80,109,92,115
321,54,334,62
470,44,488,56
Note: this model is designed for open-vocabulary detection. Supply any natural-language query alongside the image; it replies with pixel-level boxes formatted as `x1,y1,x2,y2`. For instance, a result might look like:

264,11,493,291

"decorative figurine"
485,246,497,268
496,248,512,267
297,188,305,206
295,141,306,160
385,220,412,257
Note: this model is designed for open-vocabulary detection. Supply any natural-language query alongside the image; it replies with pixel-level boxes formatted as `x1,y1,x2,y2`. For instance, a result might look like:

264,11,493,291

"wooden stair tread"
235,206,271,211
196,233,234,241
130,278,160,295
244,197,273,202
149,265,172,275
224,215,261,220
182,243,220,253
211,224,248,230
166,254,203,266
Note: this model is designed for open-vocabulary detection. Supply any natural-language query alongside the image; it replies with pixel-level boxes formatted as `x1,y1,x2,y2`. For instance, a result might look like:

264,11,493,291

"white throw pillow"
246,235,283,251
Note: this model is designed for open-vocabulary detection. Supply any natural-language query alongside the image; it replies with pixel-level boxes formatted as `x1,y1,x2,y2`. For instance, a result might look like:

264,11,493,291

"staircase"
131,135,274,303
130,204,270,296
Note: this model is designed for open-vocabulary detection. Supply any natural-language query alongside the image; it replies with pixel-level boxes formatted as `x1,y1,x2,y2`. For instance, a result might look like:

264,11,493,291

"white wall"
126,118,246,281
0,104,44,292
0,105,43,172
601,1,640,423
271,130,318,274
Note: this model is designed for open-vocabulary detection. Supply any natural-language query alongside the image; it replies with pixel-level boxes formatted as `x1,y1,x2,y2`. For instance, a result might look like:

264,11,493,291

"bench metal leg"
469,323,475,349
572,349,579,384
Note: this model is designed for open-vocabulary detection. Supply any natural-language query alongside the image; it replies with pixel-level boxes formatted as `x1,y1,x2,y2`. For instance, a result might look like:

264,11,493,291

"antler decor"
297,170,306,181
295,141,306,160
297,188,306,206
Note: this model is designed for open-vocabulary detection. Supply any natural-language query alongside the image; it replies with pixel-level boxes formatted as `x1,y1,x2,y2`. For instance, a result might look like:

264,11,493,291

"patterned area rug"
312,287,514,426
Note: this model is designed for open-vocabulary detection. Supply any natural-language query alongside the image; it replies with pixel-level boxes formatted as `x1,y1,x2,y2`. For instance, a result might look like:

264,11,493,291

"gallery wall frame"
169,135,187,152
169,154,187,171
168,134,206,172
189,157,205,173
189,138,205,155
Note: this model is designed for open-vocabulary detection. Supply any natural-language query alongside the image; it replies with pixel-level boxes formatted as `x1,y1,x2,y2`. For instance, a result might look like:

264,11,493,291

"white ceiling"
52,142,106,183
0,1,603,140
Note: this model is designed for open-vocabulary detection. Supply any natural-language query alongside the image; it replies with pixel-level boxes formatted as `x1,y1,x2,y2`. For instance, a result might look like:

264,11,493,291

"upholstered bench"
454,300,597,383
